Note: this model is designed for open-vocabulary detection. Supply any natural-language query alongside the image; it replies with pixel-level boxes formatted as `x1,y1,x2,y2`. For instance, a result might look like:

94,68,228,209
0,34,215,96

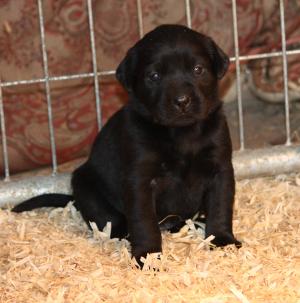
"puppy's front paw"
210,233,242,249
133,245,162,269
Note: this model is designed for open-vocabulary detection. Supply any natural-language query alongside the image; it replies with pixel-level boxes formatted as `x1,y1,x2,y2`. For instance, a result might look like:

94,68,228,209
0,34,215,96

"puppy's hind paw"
133,252,162,271
132,243,162,270
210,234,242,249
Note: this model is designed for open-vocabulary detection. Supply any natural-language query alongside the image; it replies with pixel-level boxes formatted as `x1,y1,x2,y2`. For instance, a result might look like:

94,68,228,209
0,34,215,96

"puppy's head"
116,24,229,126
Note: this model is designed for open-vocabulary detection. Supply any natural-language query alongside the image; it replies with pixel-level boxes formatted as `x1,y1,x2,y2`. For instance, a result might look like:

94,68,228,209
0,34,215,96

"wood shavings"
0,175,300,302
3,21,12,34
229,284,250,303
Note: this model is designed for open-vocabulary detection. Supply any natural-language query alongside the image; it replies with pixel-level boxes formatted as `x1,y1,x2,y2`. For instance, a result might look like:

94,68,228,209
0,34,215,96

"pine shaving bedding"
0,175,300,303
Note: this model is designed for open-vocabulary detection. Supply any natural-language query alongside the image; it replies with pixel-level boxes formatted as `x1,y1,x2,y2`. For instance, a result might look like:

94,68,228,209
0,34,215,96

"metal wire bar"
1,50,300,89
279,0,291,146
231,0,245,151
0,71,115,88
185,0,192,28
136,0,144,37
230,48,300,62
0,81,10,180
0,174,71,207
37,0,57,175
87,0,102,130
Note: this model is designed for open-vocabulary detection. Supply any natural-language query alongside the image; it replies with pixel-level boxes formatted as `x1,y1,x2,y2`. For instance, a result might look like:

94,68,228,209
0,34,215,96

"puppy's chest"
156,151,214,188
159,133,216,180
150,131,217,217
152,155,212,220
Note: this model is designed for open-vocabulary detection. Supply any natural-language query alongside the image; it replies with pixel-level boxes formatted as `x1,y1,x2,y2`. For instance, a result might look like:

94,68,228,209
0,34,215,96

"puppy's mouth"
171,114,199,126
155,112,199,127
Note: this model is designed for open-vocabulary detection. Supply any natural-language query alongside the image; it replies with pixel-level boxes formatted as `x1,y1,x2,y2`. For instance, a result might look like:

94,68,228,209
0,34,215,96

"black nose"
174,95,191,111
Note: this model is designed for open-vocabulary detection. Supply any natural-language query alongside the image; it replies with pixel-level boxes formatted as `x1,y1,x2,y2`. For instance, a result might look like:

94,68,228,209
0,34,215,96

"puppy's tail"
12,193,74,213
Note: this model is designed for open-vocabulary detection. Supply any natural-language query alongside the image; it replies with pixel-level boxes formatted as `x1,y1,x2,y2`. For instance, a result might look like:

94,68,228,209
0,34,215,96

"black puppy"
13,24,241,264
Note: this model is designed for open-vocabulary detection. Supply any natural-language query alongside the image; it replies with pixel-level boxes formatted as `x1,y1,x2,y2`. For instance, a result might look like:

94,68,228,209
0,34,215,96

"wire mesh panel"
87,0,102,130
0,80,9,180
37,0,58,175
0,0,299,206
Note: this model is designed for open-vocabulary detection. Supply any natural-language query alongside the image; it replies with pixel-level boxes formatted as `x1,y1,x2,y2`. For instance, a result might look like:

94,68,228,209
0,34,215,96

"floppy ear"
206,37,230,79
116,47,137,92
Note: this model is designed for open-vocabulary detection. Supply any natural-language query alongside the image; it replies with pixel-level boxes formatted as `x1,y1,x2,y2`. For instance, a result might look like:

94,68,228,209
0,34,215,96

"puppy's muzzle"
174,94,191,112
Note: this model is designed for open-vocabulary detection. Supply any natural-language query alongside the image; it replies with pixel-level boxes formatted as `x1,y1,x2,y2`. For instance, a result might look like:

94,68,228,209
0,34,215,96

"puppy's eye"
194,65,204,76
148,72,160,82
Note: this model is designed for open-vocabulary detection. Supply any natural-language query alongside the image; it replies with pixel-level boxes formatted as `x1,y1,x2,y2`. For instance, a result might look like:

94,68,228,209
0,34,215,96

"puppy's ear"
206,37,230,79
116,48,137,92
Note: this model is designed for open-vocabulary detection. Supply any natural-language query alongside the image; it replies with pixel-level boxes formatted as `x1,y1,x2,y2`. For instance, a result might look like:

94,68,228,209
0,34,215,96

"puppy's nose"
174,95,191,111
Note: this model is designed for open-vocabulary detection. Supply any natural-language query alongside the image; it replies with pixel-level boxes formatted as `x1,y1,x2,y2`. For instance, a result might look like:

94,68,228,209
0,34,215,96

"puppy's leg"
72,168,127,239
205,167,241,248
76,191,127,239
124,174,162,265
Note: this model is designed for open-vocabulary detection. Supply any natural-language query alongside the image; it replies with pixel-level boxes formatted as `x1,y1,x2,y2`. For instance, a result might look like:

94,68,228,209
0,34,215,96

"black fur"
12,194,73,212
13,24,241,264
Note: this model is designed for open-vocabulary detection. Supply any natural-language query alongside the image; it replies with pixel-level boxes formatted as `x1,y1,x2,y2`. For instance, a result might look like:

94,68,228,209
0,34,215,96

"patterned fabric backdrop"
0,0,300,173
